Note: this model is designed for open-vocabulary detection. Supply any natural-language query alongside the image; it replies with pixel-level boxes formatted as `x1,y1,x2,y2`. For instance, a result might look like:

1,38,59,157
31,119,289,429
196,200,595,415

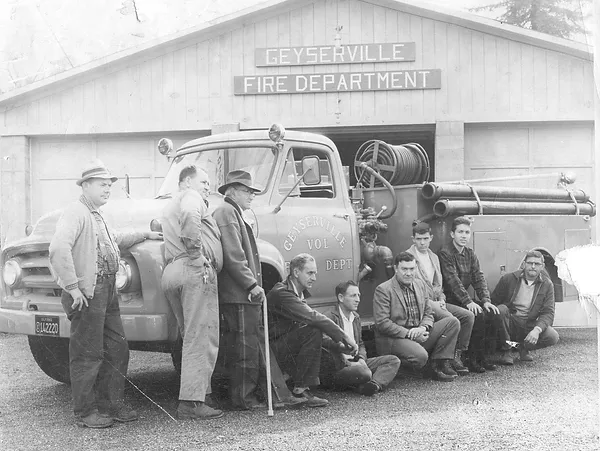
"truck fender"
256,238,286,290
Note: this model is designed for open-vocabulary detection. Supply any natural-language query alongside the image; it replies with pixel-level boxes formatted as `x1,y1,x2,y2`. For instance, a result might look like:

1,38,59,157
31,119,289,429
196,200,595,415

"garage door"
464,122,594,195
30,132,205,221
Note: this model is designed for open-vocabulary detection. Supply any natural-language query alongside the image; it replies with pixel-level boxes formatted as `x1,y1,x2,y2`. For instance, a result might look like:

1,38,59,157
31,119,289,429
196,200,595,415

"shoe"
466,359,486,374
76,411,114,429
432,368,456,382
292,389,329,408
451,350,469,376
177,401,224,420
204,394,220,410
498,350,514,366
98,403,138,423
520,347,534,362
356,381,380,396
480,359,497,371
276,395,307,409
439,359,458,377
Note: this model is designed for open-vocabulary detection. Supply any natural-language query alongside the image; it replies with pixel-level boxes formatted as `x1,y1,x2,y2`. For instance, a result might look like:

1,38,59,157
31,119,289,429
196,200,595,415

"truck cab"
0,126,361,383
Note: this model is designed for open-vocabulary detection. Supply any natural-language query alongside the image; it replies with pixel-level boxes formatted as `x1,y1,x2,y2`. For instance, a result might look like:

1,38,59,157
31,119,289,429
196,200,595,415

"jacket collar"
224,196,243,215
285,277,311,300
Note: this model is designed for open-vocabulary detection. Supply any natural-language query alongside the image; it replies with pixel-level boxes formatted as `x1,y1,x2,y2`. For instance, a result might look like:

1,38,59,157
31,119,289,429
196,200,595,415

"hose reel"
353,139,430,188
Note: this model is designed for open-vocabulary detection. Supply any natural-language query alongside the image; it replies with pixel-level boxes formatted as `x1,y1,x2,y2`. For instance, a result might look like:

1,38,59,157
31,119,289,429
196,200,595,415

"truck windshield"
156,147,277,198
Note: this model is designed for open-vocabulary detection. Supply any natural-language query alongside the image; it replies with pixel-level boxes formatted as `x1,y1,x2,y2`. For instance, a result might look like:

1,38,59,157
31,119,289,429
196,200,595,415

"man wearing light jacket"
492,250,559,364
50,160,162,428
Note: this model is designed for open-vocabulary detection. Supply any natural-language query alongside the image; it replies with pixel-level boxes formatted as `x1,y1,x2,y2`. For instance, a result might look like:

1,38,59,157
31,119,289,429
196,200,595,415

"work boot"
465,356,486,374
432,360,456,382
274,394,307,409
98,403,139,423
439,359,458,377
356,380,380,396
480,358,497,371
292,388,329,407
520,346,534,362
451,350,469,375
177,401,224,420
76,411,114,429
498,350,514,366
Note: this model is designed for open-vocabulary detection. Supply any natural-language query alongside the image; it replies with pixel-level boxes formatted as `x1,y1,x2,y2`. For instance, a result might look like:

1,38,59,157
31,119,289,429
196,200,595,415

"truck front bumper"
0,307,170,341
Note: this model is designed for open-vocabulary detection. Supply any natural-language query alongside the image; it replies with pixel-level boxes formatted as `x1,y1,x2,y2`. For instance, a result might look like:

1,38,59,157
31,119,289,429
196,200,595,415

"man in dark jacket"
492,250,559,364
320,281,400,396
438,216,500,373
213,170,303,410
267,254,357,407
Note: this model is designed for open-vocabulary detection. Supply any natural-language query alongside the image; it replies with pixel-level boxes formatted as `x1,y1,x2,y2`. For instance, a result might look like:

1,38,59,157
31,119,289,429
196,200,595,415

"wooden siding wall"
1,0,594,135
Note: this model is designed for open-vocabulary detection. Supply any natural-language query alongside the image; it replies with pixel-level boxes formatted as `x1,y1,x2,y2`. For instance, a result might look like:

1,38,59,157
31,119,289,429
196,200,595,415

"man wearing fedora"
161,165,225,420
213,170,304,410
49,160,162,428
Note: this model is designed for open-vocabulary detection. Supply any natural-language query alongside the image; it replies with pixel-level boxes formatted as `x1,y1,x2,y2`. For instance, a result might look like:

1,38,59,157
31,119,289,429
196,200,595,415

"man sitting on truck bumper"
373,252,460,382
320,280,401,396
438,216,500,373
267,253,357,407
492,250,559,364
406,222,473,376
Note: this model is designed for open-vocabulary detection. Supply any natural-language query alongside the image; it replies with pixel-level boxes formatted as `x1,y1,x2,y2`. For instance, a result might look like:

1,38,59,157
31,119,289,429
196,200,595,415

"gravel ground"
0,329,598,451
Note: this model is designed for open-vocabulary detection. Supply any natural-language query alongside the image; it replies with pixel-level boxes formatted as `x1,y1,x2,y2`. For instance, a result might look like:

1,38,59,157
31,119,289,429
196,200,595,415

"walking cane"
262,294,274,416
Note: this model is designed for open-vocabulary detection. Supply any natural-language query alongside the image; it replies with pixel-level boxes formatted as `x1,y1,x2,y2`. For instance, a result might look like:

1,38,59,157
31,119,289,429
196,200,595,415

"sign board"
255,43,416,66
234,69,441,95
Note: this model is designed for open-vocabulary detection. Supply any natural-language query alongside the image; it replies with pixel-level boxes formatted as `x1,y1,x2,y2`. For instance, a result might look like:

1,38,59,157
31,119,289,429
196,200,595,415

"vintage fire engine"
0,125,595,383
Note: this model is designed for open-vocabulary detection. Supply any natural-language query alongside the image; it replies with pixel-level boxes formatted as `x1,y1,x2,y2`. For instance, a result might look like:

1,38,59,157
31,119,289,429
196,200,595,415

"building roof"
0,0,592,109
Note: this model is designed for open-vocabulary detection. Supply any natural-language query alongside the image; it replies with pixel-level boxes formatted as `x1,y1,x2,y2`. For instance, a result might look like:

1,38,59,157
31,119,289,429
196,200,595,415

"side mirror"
301,156,321,186
157,138,173,158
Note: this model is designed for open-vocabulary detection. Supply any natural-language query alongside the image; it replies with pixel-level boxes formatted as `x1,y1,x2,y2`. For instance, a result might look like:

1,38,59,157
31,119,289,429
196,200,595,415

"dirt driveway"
0,329,598,451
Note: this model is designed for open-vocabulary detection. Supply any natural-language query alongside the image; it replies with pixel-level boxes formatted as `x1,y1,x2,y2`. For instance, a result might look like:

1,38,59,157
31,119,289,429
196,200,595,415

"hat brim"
218,182,261,195
76,175,119,186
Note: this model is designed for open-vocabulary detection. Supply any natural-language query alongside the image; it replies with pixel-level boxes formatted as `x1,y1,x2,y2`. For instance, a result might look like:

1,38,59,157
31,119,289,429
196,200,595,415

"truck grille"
12,251,58,290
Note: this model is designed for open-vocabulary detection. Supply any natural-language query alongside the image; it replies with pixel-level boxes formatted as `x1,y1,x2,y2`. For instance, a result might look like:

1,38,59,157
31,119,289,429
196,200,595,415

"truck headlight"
116,260,133,292
3,259,22,287
115,258,141,293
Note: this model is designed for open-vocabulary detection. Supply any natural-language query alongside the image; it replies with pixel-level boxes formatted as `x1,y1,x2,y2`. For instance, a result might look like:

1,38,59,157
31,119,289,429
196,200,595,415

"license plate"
35,315,60,336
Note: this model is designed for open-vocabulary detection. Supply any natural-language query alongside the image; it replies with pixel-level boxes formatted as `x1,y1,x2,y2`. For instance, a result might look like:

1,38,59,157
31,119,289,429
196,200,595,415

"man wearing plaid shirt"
438,216,500,373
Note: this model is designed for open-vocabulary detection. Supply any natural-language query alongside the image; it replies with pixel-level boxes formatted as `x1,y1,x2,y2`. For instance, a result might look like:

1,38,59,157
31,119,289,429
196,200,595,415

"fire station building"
0,0,594,242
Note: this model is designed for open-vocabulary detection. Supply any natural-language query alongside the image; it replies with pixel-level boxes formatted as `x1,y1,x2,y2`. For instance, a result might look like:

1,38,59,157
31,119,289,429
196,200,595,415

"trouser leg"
178,263,219,402
510,315,560,350
95,279,129,408
445,304,475,352
422,316,460,361
496,304,512,351
535,326,559,349
388,337,429,370
271,326,322,387
366,355,401,388
62,280,110,418
333,360,372,387
219,304,261,408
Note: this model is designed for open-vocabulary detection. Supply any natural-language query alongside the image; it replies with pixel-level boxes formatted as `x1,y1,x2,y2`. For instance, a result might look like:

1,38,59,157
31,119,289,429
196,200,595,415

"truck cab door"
268,143,358,310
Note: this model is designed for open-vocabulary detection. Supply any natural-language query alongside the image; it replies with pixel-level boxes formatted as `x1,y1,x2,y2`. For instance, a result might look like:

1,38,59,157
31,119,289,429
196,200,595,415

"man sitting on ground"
267,253,357,407
406,222,473,376
492,250,559,364
320,281,401,396
373,252,460,382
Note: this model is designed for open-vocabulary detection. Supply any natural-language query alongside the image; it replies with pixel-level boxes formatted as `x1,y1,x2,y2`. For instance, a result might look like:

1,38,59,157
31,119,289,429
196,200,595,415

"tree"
471,0,590,40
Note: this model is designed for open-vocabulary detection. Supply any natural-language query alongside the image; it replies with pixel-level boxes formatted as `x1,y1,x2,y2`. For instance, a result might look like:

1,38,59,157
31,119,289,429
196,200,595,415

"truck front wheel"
28,335,71,384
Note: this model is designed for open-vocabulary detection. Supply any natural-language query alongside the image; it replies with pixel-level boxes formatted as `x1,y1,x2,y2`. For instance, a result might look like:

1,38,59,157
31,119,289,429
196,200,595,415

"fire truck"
0,125,594,383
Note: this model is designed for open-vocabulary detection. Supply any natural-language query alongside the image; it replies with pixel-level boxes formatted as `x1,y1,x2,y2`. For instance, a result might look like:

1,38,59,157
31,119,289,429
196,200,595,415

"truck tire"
28,335,71,384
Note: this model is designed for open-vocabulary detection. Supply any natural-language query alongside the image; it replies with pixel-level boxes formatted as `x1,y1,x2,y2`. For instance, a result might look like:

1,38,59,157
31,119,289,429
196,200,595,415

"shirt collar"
80,194,99,213
286,277,308,301
338,306,355,323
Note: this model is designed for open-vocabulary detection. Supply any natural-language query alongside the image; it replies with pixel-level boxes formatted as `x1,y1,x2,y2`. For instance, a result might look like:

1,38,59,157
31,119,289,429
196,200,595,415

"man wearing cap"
161,165,225,420
213,170,304,411
50,161,162,428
